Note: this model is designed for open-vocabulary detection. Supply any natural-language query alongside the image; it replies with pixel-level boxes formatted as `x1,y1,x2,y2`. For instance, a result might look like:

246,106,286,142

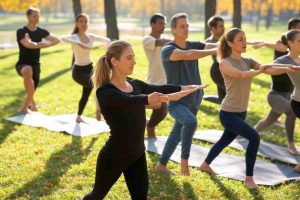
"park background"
0,0,300,199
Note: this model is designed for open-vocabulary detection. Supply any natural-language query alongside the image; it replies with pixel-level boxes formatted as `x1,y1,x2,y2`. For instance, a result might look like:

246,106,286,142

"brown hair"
218,28,244,59
72,13,89,34
281,29,300,49
207,16,224,29
93,40,131,88
288,18,300,30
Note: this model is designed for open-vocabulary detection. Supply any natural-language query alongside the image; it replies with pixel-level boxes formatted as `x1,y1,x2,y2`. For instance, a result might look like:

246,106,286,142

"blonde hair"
93,40,131,88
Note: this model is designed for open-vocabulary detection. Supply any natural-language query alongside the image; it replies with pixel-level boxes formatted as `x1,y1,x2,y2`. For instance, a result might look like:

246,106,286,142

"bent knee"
184,116,197,128
21,66,33,77
250,133,260,145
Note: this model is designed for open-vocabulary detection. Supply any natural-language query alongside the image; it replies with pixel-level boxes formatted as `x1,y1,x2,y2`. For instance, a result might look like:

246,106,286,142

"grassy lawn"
0,23,300,199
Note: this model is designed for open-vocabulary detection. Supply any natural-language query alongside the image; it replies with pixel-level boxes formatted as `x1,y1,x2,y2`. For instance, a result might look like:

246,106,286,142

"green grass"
0,24,300,200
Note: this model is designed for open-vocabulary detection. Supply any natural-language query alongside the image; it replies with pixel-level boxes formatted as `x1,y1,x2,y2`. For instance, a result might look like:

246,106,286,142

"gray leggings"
254,91,296,143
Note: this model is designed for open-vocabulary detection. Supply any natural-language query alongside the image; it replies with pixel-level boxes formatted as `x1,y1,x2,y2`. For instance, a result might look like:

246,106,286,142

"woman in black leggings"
199,28,296,189
61,13,110,122
82,40,208,199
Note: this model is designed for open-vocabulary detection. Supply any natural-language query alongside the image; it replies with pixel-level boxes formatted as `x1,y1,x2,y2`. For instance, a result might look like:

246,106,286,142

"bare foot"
288,144,300,155
199,161,217,175
18,108,29,114
181,159,190,176
146,126,156,138
244,176,258,189
155,162,176,175
294,164,300,173
76,115,85,123
29,105,38,112
96,109,102,121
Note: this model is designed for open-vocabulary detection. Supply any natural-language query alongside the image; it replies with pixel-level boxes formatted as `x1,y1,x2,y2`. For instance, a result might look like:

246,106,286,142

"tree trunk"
160,0,165,14
233,0,242,28
265,2,273,30
204,0,216,39
104,0,119,40
72,0,82,18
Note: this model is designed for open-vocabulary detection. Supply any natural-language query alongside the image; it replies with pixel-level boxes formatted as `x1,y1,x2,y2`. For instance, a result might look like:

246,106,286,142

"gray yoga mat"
193,130,300,165
6,112,110,137
145,137,300,186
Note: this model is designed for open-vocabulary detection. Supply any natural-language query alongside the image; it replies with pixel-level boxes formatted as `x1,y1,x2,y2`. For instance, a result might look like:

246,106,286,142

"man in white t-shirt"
143,13,171,138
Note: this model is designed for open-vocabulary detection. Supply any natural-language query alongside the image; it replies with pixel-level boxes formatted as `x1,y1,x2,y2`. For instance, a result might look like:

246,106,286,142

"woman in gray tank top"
199,28,296,189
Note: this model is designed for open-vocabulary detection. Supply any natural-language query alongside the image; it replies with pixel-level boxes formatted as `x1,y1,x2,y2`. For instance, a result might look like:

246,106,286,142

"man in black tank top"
16,7,59,113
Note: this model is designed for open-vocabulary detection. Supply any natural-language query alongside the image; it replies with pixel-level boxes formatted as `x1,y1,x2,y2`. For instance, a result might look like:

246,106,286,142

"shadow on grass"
41,48,66,57
0,67,71,145
248,187,265,200
0,51,18,59
199,104,220,116
147,152,197,199
8,136,97,199
39,67,70,87
208,175,240,200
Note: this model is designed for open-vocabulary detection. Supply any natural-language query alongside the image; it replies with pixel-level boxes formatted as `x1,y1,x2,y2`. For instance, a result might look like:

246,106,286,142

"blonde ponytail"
92,40,131,88
93,55,111,88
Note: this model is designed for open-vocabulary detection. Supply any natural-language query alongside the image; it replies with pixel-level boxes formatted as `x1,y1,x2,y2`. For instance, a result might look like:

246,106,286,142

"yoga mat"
193,130,300,165
6,112,110,137
145,137,300,186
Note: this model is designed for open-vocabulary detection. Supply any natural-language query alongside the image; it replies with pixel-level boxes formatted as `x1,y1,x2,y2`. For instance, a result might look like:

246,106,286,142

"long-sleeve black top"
96,78,181,161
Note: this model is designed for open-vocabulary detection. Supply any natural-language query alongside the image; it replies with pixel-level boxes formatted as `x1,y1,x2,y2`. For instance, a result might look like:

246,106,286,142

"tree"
72,0,82,18
160,0,165,14
104,0,119,39
233,0,242,28
265,0,274,30
204,0,216,39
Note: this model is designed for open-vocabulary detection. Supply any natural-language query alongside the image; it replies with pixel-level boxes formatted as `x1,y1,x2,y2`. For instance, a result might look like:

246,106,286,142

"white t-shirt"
61,33,110,66
143,35,167,85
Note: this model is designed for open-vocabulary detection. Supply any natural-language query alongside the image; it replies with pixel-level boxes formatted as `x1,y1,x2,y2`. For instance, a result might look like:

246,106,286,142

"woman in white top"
61,13,110,122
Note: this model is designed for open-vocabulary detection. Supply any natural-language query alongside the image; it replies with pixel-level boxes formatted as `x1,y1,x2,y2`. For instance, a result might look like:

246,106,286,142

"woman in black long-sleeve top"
82,40,208,200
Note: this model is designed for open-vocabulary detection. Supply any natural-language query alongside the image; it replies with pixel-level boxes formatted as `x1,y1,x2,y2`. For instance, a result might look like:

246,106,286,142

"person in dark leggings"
203,16,226,104
199,28,295,189
61,13,110,122
82,40,208,199
253,18,300,155
16,7,59,113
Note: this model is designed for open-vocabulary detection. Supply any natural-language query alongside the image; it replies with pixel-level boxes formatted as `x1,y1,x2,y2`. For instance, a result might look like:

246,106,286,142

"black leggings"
205,111,260,176
147,102,168,128
72,63,93,115
290,99,300,118
211,62,226,100
204,61,226,104
83,153,148,200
